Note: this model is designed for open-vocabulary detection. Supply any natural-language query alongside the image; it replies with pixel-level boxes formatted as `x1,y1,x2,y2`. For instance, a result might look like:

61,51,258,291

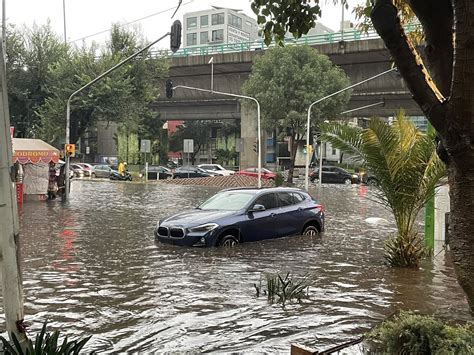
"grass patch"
254,272,312,306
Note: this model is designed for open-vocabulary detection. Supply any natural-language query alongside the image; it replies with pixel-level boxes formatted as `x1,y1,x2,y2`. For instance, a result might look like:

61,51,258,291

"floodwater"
0,180,471,353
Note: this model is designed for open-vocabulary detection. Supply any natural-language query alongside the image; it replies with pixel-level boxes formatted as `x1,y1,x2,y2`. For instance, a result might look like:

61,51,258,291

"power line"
69,0,193,43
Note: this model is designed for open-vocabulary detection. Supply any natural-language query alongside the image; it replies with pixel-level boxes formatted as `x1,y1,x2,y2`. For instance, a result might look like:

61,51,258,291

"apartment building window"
187,32,197,46
200,15,208,27
211,12,225,25
245,20,252,28
229,14,242,29
211,29,224,42
187,17,197,30
200,31,209,44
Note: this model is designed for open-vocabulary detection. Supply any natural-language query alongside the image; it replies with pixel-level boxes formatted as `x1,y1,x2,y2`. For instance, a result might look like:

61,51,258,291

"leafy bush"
367,311,474,354
0,322,91,355
274,172,284,186
254,272,311,306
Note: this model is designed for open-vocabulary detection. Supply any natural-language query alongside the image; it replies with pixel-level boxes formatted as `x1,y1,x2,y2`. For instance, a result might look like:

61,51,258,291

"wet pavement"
0,180,471,353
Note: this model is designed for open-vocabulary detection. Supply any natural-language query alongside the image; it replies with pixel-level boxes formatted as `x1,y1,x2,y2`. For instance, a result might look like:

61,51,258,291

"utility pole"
0,29,27,345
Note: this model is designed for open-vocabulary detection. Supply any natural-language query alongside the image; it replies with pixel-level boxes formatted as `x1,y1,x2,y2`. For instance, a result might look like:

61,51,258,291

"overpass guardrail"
150,24,421,59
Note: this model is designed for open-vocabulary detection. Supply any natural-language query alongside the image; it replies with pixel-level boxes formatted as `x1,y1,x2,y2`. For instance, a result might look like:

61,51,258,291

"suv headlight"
188,223,219,233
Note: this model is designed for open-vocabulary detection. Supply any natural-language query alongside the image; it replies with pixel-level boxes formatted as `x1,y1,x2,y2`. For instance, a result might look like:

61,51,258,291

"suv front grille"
170,228,185,238
157,226,169,236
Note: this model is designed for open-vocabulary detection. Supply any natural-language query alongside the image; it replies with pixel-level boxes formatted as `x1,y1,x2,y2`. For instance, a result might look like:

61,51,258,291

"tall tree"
37,24,169,145
252,0,474,312
6,23,68,137
242,45,350,183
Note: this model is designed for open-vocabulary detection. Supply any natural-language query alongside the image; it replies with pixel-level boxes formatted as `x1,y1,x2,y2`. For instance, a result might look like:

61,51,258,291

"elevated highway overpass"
153,36,422,167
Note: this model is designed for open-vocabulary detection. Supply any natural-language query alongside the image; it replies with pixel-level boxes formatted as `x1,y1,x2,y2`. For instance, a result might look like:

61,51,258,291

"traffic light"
170,20,182,53
253,139,258,153
165,79,173,99
65,143,75,157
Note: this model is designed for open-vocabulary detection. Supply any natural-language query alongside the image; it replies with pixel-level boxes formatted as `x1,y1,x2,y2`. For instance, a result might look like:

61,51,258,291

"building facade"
183,6,259,48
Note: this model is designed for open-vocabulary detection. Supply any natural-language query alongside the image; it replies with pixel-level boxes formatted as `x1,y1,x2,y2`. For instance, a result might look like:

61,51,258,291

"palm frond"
320,122,364,162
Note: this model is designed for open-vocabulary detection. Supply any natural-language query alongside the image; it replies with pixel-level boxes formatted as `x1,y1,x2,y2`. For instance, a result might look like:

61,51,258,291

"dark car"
359,171,379,186
173,166,213,179
139,166,172,180
155,187,324,247
310,166,359,184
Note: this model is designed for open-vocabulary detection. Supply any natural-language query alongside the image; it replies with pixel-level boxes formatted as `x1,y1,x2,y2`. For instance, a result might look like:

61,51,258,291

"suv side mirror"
250,204,265,212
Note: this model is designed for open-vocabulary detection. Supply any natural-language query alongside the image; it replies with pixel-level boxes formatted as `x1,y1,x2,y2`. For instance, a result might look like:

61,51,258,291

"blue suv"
155,187,325,247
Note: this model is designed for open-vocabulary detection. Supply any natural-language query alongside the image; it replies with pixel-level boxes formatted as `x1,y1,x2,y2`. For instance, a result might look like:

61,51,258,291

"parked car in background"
235,167,276,181
92,164,114,178
172,166,213,179
359,172,379,186
310,166,359,184
75,163,94,177
155,187,325,247
167,161,178,169
139,166,172,180
70,164,85,178
198,164,235,176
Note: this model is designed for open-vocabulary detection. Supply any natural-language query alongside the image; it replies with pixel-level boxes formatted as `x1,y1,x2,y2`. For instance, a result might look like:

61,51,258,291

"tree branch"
371,0,448,134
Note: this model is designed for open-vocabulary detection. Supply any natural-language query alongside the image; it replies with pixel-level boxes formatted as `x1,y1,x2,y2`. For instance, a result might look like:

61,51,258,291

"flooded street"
1,180,471,353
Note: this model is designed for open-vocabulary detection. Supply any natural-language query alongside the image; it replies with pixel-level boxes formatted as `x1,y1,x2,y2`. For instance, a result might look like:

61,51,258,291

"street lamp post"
173,85,262,188
64,32,171,201
304,67,397,191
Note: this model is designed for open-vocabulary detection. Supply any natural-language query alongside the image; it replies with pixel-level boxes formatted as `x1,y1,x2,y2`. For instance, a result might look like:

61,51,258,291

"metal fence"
150,24,421,59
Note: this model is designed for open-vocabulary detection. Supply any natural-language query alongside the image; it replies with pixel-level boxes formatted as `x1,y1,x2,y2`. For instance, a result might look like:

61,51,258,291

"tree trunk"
287,133,298,184
448,154,474,311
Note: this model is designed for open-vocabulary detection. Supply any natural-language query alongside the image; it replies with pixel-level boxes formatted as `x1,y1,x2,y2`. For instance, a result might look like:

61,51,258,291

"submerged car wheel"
302,225,319,236
344,178,352,185
218,234,239,247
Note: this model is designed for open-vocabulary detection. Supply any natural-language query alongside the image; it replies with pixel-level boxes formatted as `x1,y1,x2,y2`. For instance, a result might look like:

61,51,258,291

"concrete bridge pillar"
240,104,259,169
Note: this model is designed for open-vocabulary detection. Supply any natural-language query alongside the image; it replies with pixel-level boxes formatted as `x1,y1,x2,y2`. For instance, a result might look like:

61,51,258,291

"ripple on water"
0,180,471,353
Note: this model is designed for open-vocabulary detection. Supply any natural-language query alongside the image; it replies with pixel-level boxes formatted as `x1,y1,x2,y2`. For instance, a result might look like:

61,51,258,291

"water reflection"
0,180,471,352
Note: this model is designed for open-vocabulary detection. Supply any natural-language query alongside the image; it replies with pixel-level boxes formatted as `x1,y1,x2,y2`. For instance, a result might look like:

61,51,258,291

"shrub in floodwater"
367,311,474,354
254,272,311,306
274,172,284,187
383,231,427,267
0,322,91,355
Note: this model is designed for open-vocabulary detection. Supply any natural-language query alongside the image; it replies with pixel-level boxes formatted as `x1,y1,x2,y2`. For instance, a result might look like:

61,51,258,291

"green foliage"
6,23,69,138
169,121,214,164
215,149,237,166
254,272,311,306
320,110,446,266
0,322,91,354
367,311,474,354
275,172,284,186
242,45,350,182
7,23,169,145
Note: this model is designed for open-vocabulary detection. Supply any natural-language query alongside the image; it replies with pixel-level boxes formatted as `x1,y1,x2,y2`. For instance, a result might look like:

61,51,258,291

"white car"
198,164,235,176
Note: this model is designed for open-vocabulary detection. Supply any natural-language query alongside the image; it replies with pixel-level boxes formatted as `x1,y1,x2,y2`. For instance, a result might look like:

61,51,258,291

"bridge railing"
149,24,420,59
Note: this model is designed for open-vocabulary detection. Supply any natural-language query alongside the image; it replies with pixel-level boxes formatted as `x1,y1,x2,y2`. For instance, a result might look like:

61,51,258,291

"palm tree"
320,110,446,267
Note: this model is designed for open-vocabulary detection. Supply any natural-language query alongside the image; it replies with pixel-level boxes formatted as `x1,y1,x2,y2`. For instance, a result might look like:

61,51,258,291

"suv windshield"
199,191,254,211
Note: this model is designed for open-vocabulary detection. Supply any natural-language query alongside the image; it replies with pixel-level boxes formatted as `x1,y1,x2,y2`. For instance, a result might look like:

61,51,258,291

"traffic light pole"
173,85,262,188
64,32,171,201
304,67,397,191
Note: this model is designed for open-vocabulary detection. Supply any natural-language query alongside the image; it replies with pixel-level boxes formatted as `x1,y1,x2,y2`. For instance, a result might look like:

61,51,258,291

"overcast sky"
6,0,362,49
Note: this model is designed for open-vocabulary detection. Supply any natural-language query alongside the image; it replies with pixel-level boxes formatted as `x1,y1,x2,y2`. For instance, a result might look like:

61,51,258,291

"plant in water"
367,311,474,354
254,272,312,306
0,322,91,355
320,110,446,267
